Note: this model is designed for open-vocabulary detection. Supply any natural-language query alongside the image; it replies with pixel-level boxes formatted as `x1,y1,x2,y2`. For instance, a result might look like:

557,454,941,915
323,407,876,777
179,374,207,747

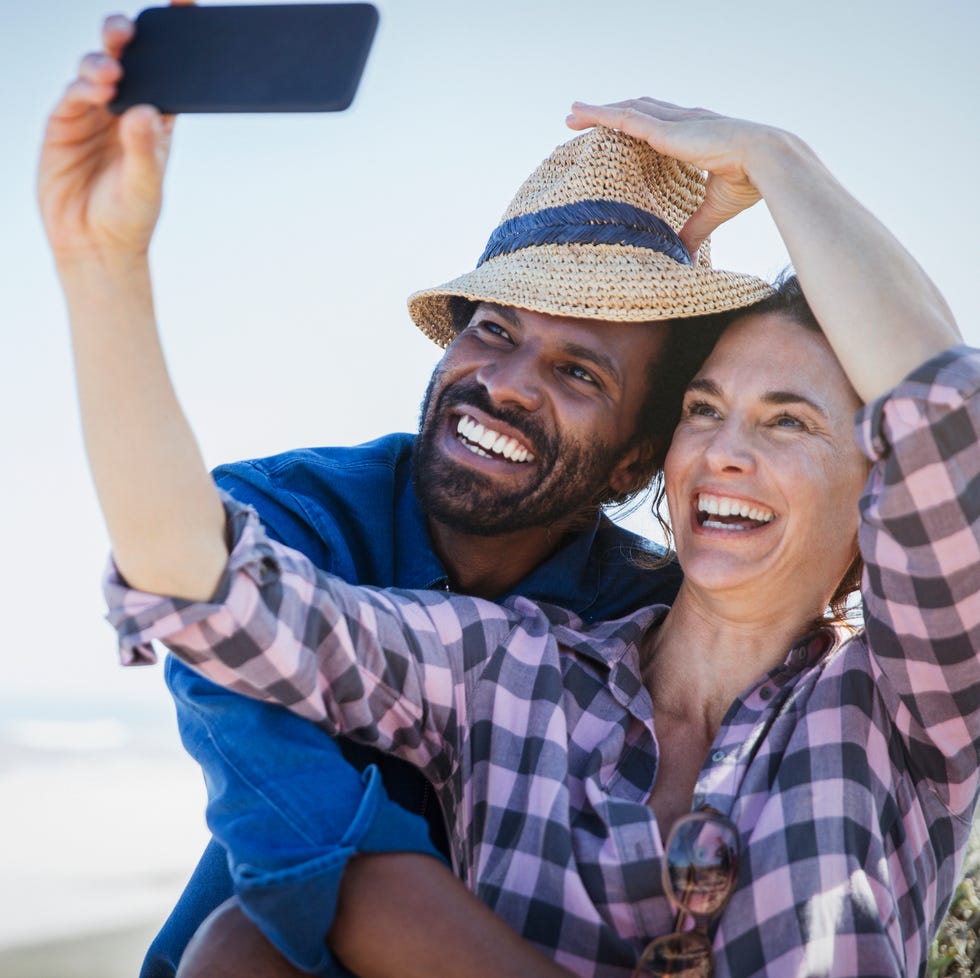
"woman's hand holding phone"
38,10,179,263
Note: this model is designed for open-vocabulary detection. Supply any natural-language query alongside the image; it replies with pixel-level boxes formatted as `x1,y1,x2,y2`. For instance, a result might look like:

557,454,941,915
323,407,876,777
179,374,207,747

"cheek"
826,446,870,513
434,346,473,383
662,437,693,524
803,456,868,562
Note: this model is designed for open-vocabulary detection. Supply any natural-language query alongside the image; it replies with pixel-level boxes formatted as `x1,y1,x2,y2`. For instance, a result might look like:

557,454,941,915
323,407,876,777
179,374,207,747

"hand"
566,98,781,258
37,7,188,261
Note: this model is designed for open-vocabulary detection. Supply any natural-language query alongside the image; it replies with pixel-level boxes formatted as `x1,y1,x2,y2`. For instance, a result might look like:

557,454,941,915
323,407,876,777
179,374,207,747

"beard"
412,373,629,537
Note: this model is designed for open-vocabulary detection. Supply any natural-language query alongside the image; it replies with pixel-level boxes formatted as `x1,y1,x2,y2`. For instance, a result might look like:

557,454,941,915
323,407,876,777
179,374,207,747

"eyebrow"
561,341,621,385
687,377,829,417
480,304,622,385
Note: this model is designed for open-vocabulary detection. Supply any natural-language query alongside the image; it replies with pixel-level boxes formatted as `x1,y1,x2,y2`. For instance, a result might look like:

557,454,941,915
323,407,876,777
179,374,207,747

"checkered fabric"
107,346,980,978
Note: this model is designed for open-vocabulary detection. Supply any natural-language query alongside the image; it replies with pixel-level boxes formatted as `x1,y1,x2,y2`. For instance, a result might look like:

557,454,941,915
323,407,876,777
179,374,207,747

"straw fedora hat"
408,126,773,347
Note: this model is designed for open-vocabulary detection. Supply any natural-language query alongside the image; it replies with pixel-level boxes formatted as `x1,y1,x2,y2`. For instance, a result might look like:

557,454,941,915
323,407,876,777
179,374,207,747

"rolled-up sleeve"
105,493,512,783
105,493,514,973
856,344,980,818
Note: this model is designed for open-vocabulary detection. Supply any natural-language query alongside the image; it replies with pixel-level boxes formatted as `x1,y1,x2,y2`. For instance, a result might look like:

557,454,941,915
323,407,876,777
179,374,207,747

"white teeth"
697,493,774,525
703,519,750,531
455,415,535,463
457,417,483,442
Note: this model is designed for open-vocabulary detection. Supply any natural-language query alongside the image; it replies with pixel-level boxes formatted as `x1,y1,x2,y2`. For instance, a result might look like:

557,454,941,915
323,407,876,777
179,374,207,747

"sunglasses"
632,808,741,978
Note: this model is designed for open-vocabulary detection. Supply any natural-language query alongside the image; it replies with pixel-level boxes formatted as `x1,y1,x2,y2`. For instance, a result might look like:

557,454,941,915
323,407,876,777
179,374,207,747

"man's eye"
479,320,512,342
566,365,597,385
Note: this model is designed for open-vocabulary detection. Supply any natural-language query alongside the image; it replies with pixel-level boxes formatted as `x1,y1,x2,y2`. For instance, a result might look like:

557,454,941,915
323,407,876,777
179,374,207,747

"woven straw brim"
408,242,774,348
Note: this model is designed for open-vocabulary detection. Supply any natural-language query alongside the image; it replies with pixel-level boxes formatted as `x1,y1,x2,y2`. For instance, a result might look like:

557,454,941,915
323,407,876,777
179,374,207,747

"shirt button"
711,750,726,763
759,686,773,701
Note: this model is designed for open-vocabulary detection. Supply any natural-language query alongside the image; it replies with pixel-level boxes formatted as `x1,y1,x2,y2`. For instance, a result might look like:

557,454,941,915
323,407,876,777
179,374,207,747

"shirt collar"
393,462,450,591
396,482,608,609
780,626,839,675
501,512,607,614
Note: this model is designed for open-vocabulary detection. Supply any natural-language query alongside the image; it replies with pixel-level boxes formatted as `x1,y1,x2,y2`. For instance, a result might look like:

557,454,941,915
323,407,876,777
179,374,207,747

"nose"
702,417,757,474
475,350,544,412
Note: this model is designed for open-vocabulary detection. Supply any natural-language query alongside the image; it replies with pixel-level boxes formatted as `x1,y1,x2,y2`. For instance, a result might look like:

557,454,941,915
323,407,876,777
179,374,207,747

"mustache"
425,379,555,465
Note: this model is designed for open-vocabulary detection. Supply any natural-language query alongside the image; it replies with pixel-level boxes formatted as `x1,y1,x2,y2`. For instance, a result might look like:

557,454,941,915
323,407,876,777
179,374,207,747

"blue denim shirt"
143,432,681,978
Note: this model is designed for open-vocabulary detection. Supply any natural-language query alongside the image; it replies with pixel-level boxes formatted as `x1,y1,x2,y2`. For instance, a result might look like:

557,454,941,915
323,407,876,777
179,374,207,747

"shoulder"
211,432,419,574
214,432,417,488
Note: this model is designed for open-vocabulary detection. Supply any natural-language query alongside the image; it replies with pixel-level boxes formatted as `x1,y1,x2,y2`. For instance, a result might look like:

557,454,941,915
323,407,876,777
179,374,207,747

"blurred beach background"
0,701,207,976
2,0,979,975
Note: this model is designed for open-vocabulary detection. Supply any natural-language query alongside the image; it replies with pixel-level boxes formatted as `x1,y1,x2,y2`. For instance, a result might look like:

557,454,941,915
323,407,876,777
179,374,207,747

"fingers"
79,51,123,87
680,176,761,258
679,212,713,260
567,101,646,133
119,104,167,161
565,97,765,253
53,77,112,120
48,49,122,124
118,104,170,196
101,14,134,60
566,98,692,133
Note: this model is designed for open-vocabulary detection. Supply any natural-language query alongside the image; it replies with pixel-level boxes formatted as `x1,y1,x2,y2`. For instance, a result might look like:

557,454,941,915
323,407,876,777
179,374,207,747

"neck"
427,512,592,600
643,583,816,736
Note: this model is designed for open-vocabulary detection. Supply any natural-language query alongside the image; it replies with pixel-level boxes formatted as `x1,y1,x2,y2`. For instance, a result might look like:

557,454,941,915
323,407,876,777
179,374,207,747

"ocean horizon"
0,695,209,969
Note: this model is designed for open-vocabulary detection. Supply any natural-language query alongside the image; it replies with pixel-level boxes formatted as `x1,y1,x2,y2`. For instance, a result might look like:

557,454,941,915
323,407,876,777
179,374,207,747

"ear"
606,440,659,498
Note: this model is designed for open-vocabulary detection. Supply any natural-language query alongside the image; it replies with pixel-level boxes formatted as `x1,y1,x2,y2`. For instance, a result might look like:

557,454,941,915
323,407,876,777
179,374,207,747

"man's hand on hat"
566,98,779,260
38,2,193,263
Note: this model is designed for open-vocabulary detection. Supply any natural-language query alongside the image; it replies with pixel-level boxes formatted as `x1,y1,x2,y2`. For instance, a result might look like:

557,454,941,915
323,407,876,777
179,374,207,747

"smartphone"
110,4,378,114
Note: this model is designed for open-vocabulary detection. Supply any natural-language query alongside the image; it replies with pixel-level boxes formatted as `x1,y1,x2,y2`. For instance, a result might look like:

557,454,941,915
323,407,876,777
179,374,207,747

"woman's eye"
686,400,719,418
772,414,806,429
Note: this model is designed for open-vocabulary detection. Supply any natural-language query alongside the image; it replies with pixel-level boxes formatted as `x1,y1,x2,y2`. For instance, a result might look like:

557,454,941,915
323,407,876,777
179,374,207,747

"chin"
677,550,772,595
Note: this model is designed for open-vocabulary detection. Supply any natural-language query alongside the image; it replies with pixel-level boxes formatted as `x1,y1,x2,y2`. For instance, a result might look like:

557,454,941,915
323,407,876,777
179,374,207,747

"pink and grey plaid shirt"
107,346,980,978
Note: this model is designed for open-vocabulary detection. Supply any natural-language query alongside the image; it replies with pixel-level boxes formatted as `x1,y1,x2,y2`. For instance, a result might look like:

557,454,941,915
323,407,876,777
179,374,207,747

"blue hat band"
477,199,693,268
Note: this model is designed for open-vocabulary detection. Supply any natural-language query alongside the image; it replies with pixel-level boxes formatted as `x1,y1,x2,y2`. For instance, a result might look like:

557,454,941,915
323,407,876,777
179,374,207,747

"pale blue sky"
2,0,978,717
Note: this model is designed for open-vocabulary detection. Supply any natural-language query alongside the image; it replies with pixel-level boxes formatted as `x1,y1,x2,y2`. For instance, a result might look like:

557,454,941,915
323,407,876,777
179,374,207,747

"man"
38,15,772,978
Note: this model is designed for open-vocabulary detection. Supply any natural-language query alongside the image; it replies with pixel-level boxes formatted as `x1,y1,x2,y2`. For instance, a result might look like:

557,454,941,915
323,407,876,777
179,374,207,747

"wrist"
742,127,821,196
56,247,156,335
55,245,152,292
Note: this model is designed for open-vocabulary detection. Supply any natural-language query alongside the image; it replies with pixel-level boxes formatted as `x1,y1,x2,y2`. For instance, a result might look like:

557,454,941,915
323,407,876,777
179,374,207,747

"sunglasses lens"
665,816,738,919
633,932,714,977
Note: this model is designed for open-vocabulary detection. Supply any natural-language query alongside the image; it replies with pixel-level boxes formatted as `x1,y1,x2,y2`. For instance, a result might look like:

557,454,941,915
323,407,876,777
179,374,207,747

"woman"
105,272,978,978
42,43,975,978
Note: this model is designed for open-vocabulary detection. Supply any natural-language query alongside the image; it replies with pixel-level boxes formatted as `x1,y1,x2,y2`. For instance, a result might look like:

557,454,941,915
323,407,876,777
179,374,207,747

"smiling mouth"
696,492,775,531
455,414,536,463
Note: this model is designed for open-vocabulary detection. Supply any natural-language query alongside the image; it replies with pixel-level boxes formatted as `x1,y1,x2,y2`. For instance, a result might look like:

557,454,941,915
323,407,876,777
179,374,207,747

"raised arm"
38,9,227,600
566,98,961,402
44,22,579,978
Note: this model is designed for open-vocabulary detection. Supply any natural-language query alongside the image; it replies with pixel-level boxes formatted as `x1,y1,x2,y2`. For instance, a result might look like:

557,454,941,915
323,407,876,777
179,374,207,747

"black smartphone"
110,4,378,114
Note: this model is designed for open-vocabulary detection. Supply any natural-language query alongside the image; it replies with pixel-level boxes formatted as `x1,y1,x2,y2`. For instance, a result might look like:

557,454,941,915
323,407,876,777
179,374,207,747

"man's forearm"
332,855,576,978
